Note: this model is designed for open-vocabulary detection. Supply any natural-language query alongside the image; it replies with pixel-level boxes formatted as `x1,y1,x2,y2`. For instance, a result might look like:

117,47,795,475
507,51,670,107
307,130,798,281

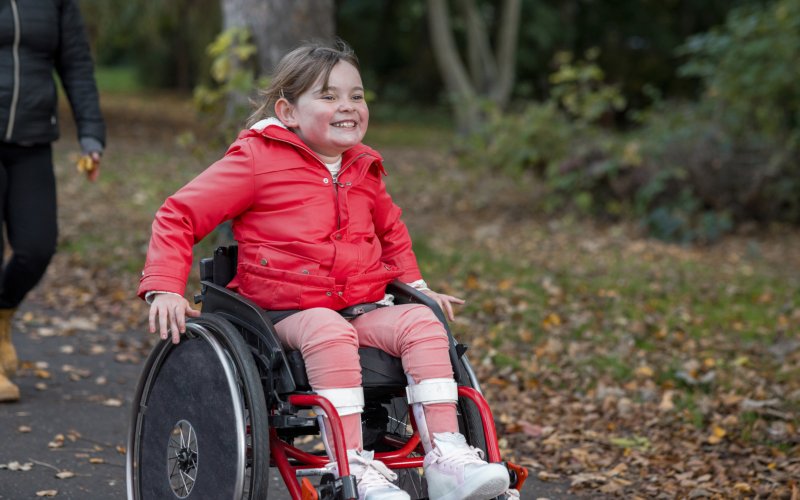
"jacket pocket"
238,262,336,310
256,245,321,275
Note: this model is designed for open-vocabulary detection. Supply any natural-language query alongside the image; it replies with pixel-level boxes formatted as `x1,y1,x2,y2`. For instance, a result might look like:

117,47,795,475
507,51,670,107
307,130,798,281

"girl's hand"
148,293,201,344
422,289,465,321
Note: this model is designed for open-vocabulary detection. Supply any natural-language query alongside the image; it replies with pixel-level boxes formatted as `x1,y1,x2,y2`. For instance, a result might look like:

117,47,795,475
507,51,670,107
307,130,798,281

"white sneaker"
424,433,510,500
329,449,410,500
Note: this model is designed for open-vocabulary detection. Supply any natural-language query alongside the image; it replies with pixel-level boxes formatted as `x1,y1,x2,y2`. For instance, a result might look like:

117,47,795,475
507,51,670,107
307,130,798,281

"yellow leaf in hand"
77,155,95,173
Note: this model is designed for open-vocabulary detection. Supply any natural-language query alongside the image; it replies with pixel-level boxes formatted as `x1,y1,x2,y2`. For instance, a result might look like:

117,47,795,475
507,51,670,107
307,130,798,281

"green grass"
94,65,144,94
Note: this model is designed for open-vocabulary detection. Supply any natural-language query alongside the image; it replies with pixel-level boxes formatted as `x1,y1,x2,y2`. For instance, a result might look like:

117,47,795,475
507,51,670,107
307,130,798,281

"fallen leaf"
570,472,607,486
537,471,561,481
707,425,726,444
659,390,675,411
55,471,74,479
2,461,34,471
48,434,65,449
36,490,58,497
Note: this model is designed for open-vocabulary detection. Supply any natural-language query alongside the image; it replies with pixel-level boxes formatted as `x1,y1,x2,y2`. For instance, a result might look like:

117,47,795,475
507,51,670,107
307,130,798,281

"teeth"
333,121,356,128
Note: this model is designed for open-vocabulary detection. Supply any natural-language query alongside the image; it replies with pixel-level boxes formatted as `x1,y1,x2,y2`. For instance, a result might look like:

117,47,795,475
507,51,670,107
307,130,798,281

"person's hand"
86,151,101,182
148,293,201,344
77,152,101,182
422,289,465,321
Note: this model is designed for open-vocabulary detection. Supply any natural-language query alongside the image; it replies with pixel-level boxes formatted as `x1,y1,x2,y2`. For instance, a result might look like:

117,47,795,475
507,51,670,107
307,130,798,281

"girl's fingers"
158,306,169,340
176,305,186,333
148,306,157,334
169,308,181,344
444,300,455,321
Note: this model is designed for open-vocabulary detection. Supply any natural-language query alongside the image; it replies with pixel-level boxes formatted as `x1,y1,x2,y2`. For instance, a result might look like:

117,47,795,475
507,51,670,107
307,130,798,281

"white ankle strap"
314,387,364,416
406,378,458,405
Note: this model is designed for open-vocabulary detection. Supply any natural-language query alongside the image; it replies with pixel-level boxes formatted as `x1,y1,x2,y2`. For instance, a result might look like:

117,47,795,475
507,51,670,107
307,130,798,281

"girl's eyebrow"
314,85,365,95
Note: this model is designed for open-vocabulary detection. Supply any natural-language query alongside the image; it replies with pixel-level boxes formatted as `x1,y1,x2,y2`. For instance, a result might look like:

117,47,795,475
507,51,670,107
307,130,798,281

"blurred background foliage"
79,0,799,243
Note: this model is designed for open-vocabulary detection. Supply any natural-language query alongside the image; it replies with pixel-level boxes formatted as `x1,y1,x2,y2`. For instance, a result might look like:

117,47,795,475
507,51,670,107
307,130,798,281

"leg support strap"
314,387,365,416
406,378,458,405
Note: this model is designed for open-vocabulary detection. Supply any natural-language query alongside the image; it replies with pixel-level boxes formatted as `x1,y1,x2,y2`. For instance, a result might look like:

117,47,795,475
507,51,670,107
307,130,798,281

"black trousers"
0,142,58,309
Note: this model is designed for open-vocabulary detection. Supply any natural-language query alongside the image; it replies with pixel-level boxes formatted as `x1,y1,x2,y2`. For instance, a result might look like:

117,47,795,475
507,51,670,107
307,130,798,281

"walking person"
0,0,106,402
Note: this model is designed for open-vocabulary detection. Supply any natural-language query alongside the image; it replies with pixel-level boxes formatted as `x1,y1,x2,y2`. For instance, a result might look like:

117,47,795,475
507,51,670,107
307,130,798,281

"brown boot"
0,364,20,402
0,308,18,376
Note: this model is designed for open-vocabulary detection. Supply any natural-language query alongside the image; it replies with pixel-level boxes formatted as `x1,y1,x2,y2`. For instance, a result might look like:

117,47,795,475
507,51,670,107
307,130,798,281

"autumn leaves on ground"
41,93,799,498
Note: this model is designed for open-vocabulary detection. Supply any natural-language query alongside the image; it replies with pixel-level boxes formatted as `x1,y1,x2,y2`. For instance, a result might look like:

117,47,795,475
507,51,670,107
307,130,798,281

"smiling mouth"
332,121,356,128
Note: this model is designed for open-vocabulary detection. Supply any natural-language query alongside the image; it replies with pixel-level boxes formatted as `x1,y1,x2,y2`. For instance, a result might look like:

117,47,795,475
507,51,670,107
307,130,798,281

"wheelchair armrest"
387,281,449,325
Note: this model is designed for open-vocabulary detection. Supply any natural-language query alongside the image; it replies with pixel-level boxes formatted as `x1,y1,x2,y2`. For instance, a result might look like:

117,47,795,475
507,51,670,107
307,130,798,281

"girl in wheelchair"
137,41,510,500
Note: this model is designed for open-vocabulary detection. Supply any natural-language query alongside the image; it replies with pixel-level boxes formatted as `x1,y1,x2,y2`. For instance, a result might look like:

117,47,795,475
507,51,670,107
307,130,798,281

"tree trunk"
427,0,480,133
244,0,335,75
221,0,252,121
220,0,334,118
427,0,521,134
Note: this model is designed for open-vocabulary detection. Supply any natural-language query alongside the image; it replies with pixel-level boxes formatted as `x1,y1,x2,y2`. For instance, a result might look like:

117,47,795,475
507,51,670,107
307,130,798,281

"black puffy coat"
0,0,105,146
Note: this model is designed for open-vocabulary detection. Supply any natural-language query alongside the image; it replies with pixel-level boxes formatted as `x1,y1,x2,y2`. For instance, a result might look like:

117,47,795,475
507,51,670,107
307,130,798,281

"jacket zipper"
333,153,365,229
4,0,21,141
268,134,369,230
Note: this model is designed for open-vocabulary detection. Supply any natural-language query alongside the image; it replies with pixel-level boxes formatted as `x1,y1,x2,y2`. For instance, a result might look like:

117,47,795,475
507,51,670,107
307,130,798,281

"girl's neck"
317,153,342,164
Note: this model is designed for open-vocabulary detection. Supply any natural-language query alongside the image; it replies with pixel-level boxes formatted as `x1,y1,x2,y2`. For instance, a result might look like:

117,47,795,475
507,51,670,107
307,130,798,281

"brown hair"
247,40,360,127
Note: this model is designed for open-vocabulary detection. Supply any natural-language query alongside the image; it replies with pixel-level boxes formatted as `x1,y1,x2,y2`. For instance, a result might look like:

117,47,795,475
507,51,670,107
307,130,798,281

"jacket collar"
248,117,384,169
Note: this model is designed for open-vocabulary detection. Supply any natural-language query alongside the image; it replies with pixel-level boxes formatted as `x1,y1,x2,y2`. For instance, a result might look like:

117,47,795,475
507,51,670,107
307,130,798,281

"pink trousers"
274,304,458,450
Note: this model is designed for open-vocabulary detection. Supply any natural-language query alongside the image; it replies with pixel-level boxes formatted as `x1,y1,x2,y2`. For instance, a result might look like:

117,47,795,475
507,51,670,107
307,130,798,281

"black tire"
127,314,269,499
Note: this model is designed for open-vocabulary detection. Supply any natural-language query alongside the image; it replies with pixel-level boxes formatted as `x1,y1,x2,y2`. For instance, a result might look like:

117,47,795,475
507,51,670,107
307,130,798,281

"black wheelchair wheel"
127,314,269,499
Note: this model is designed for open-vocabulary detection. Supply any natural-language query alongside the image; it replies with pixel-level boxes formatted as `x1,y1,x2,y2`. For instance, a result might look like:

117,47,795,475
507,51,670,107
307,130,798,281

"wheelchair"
126,245,528,499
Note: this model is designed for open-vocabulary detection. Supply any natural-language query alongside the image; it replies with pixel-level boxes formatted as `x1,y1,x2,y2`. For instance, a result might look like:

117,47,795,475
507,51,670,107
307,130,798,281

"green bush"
458,5,800,243
678,0,800,145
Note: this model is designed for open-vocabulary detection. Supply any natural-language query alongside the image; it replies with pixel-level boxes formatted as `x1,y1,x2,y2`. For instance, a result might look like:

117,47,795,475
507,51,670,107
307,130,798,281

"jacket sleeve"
372,172,422,283
56,0,106,146
137,140,257,300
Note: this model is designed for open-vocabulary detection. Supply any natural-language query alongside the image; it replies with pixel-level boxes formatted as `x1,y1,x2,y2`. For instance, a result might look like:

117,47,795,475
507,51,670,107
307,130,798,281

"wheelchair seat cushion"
286,347,406,392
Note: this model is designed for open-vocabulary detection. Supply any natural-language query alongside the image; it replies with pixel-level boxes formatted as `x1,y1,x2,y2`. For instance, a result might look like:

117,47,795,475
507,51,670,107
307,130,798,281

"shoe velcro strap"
406,378,458,405
314,387,365,416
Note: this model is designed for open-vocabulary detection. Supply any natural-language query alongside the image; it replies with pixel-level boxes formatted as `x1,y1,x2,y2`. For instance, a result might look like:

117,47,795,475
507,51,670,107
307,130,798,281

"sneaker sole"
433,467,509,500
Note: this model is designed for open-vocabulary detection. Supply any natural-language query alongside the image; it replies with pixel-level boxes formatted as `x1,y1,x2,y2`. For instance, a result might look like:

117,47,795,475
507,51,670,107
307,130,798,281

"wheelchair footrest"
319,472,358,500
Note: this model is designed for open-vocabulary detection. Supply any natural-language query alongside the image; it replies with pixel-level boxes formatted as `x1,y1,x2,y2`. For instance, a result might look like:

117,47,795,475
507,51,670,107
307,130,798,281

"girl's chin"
331,136,365,149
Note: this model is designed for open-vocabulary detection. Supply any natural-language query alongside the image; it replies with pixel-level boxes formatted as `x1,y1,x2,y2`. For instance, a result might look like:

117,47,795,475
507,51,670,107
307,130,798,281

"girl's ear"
274,98,298,128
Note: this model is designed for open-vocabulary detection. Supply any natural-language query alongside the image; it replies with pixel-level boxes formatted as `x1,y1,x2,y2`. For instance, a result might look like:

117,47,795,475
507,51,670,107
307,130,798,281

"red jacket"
137,122,422,310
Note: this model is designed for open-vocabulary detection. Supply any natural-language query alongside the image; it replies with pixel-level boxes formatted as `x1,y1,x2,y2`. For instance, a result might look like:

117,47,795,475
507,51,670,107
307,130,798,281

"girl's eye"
321,94,335,101
352,94,364,101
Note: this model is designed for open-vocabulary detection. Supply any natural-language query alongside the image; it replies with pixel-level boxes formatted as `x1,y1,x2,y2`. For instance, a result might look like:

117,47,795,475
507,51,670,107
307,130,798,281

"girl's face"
277,61,369,163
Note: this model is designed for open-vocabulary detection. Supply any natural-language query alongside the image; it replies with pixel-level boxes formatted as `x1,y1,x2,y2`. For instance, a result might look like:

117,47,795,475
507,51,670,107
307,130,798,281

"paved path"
0,302,565,499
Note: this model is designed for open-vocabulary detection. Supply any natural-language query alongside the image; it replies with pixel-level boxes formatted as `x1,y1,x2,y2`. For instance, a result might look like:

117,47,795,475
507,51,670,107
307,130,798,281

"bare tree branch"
491,0,521,106
427,0,481,132
459,0,497,93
